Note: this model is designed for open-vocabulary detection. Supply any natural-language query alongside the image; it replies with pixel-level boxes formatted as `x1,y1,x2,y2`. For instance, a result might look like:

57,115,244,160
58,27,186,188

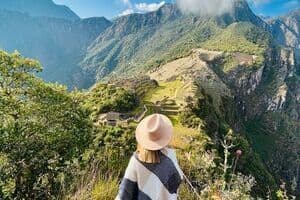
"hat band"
148,131,162,141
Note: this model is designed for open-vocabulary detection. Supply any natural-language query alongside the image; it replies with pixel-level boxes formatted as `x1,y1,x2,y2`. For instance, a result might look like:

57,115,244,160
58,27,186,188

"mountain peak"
0,0,80,21
214,0,268,29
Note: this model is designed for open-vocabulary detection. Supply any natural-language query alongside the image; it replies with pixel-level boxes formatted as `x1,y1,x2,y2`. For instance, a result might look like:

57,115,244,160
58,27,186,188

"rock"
267,83,288,111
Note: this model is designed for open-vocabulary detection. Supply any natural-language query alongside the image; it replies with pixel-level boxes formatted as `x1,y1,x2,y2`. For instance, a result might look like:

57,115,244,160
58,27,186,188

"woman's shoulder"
165,147,176,154
161,148,177,159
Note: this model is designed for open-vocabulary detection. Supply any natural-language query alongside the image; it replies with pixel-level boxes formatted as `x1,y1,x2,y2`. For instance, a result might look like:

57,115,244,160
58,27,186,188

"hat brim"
135,115,173,151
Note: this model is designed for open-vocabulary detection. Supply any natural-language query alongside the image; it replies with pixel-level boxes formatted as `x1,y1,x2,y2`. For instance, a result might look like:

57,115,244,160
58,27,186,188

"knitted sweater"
116,148,183,200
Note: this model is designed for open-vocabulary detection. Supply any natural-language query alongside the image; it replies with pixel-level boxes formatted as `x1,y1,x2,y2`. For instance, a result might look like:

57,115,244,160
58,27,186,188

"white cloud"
176,0,234,16
119,9,134,16
135,1,166,13
118,1,166,17
121,0,132,7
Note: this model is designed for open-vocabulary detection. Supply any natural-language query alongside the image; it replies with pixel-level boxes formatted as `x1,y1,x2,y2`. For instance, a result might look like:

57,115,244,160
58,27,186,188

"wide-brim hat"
136,114,173,151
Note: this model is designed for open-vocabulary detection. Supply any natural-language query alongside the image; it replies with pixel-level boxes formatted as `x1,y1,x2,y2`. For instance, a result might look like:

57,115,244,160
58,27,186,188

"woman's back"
116,148,183,200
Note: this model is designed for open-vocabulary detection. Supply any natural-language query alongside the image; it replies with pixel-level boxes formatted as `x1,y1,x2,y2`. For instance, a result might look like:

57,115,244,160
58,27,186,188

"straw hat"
135,114,173,150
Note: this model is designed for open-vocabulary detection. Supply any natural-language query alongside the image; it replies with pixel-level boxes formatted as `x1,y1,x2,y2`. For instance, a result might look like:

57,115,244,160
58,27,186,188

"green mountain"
0,10,111,87
0,0,80,21
80,1,268,85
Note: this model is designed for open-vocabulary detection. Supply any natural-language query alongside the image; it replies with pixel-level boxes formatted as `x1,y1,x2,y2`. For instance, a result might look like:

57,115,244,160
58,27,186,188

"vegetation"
81,83,138,120
0,45,298,199
203,22,269,56
82,15,270,83
0,51,93,199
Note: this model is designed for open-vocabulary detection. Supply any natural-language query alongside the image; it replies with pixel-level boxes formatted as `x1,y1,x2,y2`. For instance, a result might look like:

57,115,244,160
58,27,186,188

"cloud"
135,1,166,13
119,1,166,17
176,0,234,16
121,0,132,7
118,8,134,16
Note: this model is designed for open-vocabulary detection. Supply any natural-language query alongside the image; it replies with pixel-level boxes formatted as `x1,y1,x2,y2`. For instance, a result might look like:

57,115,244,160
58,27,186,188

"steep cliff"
211,47,300,195
269,9,300,49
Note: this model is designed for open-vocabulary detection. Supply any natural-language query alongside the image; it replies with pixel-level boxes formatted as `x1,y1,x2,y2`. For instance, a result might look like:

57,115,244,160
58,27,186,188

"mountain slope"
0,10,111,88
80,1,269,85
0,0,79,21
269,9,300,49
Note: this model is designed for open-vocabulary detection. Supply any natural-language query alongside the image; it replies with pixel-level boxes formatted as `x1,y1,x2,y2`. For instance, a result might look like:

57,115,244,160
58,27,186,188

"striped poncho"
116,148,183,200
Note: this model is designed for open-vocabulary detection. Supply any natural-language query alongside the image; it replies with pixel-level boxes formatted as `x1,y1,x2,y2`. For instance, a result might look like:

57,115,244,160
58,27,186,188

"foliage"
85,126,136,175
276,182,296,200
67,125,136,200
203,22,267,56
179,89,220,135
179,132,256,200
92,177,119,200
81,83,138,120
0,51,93,199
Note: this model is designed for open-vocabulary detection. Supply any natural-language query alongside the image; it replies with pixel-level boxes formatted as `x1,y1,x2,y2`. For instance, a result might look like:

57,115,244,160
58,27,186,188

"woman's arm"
116,155,138,200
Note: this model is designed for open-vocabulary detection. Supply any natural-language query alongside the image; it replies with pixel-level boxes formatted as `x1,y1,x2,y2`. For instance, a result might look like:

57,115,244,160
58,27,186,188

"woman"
116,113,183,200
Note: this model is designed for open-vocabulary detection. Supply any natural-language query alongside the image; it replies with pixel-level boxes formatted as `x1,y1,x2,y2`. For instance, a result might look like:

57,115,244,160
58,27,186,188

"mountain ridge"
0,0,80,21
79,2,271,86
0,9,111,87
269,8,300,49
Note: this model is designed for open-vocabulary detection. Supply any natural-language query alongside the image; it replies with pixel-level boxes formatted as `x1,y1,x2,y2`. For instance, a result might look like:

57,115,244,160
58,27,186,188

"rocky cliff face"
269,9,300,49
214,46,300,195
217,0,268,29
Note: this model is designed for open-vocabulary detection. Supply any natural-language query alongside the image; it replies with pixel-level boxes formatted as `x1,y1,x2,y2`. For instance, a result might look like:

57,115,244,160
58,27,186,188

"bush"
92,177,119,200
0,51,93,199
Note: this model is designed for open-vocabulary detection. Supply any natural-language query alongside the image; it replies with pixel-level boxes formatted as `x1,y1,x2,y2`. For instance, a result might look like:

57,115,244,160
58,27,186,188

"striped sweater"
116,148,183,200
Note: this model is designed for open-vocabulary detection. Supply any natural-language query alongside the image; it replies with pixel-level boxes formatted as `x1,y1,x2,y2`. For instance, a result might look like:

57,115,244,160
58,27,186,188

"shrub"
92,177,119,200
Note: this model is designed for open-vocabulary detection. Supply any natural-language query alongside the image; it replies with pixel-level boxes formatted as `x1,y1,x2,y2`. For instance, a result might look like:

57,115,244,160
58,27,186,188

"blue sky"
53,0,300,19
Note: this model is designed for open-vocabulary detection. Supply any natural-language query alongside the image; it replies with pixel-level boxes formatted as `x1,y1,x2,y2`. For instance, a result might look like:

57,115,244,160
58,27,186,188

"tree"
0,51,93,199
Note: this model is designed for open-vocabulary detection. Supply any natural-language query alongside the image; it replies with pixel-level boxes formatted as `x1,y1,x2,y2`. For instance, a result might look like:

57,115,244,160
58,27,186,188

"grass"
171,124,200,150
143,80,184,103
141,79,203,150
222,55,240,73
92,177,119,200
178,183,199,200
202,22,265,56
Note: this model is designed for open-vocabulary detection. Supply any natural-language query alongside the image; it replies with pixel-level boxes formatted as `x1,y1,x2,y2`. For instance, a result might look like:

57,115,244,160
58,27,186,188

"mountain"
0,0,79,21
78,1,299,197
216,0,268,28
0,10,111,87
80,1,269,85
269,9,300,49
